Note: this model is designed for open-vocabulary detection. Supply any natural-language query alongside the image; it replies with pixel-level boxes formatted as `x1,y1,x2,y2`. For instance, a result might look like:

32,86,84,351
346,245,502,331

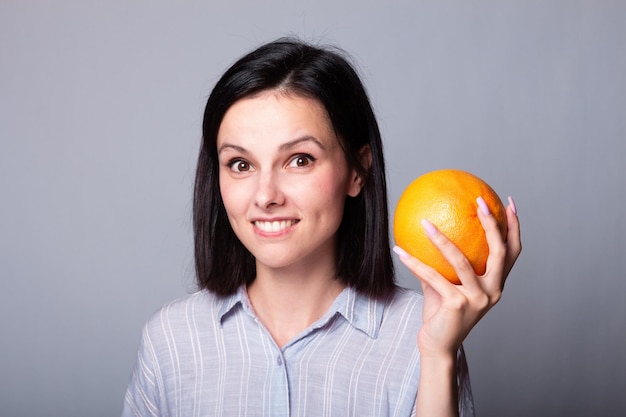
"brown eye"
230,159,251,172
289,154,315,168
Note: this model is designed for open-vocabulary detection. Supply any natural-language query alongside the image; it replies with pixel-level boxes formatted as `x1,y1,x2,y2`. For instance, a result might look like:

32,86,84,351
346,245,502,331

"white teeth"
255,220,295,232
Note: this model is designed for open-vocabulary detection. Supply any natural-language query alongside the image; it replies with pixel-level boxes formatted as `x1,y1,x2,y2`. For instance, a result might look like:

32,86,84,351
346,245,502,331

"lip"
252,218,300,234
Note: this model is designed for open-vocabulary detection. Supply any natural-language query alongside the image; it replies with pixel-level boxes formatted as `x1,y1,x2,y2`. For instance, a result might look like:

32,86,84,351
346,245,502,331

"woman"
122,38,521,417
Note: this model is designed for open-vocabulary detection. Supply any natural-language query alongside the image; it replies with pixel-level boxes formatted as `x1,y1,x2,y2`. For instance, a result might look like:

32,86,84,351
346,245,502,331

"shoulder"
380,286,424,327
387,286,424,310
140,290,224,338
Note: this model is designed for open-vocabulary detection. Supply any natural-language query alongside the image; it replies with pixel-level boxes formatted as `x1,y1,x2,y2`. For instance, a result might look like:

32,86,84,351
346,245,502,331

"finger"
392,245,460,299
418,219,483,292
503,196,522,276
476,196,507,294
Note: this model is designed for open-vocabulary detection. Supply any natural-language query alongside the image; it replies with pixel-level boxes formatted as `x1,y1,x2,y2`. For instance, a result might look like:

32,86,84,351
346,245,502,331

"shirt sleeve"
457,345,475,417
121,325,163,417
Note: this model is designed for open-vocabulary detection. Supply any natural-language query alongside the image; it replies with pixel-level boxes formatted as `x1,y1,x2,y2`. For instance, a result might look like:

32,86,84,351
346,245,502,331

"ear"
347,145,372,197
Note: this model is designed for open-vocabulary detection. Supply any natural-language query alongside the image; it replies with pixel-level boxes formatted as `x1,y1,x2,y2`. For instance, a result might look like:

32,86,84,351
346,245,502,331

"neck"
247,265,345,348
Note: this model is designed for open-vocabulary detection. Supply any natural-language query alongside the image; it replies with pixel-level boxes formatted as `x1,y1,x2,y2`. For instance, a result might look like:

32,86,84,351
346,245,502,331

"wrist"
417,336,459,362
419,350,456,370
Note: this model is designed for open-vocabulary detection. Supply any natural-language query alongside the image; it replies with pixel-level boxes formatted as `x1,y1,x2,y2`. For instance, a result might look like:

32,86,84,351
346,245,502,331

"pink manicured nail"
393,245,410,260
420,218,439,237
476,196,490,215
508,195,517,215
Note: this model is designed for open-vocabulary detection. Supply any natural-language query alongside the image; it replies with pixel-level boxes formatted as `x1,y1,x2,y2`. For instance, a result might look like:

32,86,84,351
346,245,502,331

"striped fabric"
122,286,474,417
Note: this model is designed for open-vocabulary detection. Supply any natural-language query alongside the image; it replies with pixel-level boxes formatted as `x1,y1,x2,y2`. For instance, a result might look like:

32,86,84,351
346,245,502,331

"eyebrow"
280,136,327,151
217,135,327,155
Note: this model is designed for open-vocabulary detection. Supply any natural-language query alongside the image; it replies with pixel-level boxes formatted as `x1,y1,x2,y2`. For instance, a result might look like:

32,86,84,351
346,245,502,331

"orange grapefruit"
393,169,507,284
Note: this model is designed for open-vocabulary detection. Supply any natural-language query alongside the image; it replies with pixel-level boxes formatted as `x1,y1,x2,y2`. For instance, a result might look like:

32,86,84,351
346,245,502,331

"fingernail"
508,195,517,215
420,218,439,237
393,245,410,260
476,196,490,215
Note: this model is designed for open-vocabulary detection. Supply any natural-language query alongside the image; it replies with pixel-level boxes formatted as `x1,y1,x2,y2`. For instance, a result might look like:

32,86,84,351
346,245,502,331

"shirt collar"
217,285,251,324
332,286,385,339
217,285,386,339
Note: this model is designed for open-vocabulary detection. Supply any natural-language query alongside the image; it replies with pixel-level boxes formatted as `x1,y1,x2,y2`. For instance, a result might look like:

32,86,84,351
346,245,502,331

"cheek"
293,174,342,201
320,167,352,199
305,172,349,215
219,179,247,218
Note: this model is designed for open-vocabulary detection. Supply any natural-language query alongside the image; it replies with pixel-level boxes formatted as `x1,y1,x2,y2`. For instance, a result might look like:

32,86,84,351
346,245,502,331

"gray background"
1,1,624,416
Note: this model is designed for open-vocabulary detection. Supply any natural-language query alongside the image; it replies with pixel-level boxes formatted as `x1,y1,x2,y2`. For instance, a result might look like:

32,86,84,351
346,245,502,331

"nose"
254,170,284,209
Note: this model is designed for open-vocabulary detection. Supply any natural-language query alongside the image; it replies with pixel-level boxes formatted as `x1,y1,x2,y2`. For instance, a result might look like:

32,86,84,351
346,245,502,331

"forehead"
217,91,336,146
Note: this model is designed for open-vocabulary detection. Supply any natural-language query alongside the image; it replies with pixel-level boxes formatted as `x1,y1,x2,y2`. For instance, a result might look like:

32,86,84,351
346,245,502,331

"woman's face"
216,92,363,274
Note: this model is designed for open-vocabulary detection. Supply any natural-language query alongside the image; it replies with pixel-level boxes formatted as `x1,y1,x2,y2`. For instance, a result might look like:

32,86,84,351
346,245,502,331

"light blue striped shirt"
122,285,474,417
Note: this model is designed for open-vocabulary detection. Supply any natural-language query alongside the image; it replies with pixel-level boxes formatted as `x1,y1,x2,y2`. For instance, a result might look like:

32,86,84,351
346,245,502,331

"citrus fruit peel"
393,169,508,285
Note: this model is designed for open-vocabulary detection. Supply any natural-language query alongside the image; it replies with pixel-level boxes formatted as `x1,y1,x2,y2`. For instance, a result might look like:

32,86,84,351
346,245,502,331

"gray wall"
1,1,624,416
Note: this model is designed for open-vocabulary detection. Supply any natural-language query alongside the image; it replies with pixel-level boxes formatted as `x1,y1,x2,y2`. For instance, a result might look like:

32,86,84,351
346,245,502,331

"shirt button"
277,356,283,366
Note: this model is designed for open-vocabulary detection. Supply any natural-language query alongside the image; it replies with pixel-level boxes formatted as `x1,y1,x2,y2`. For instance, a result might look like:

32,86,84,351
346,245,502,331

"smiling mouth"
254,220,298,233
